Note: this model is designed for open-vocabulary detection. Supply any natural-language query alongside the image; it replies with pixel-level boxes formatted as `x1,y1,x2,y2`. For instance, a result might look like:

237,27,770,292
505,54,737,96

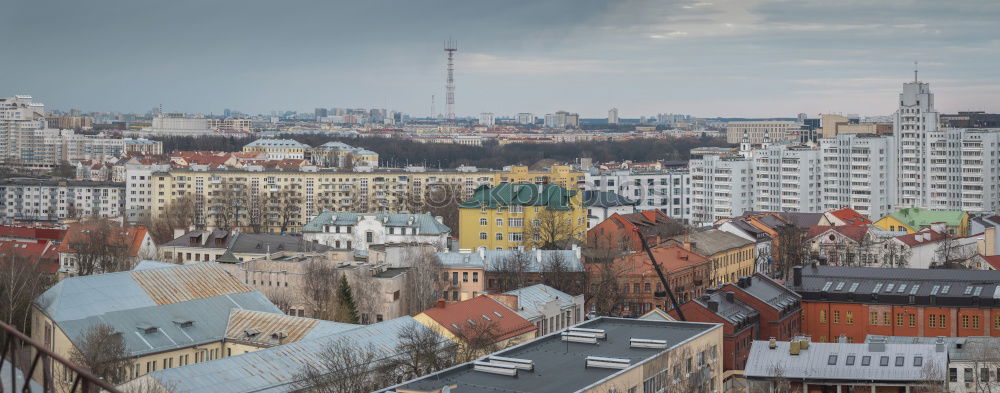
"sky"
3,0,999,118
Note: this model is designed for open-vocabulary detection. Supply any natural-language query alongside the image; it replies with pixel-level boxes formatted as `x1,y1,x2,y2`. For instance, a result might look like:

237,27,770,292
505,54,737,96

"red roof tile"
0,226,66,242
421,296,536,342
983,255,1000,270
894,230,949,247
57,223,148,257
807,225,869,244
829,208,872,226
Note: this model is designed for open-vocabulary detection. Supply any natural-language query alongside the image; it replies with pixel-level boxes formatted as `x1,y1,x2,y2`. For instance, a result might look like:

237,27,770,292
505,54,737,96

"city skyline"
3,0,999,117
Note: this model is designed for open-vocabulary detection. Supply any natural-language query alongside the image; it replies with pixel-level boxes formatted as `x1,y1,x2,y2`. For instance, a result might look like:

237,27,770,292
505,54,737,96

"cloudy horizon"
3,0,998,118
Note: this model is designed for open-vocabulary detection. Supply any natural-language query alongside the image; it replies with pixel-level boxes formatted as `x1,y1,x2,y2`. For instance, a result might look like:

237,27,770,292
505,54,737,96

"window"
949,368,957,382
845,311,853,325
882,312,890,326
462,272,468,282
964,368,973,383
365,231,373,244
972,315,980,329
480,232,487,240
496,218,503,227
833,310,840,324
909,314,916,328
896,313,903,326
929,314,937,328
913,356,923,367
939,314,947,328
495,232,503,241
472,272,478,282
861,356,871,366
870,311,878,325
827,355,838,365
895,356,904,367
962,315,970,329
879,356,889,366
480,218,487,226
819,310,827,324
981,368,990,383
845,355,856,366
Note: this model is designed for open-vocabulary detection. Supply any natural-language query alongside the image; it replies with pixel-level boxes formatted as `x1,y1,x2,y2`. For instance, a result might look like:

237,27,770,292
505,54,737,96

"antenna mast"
914,60,918,83
444,38,457,121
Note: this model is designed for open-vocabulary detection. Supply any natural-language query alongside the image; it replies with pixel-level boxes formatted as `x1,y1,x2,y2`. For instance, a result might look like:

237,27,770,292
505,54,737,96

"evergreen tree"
337,274,360,324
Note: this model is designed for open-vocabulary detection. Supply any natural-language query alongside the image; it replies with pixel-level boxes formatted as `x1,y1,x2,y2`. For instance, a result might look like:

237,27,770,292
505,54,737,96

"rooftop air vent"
473,360,518,376
487,356,534,371
585,356,630,369
561,332,598,344
630,338,668,349
567,327,606,339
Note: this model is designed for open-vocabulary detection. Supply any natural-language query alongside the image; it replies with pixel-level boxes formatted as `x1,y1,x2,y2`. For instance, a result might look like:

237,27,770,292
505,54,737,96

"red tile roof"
57,223,148,257
0,226,66,242
894,230,949,247
610,243,710,275
421,296,537,342
829,208,872,226
0,240,59,273
983,255,1000,270
807,225,869,244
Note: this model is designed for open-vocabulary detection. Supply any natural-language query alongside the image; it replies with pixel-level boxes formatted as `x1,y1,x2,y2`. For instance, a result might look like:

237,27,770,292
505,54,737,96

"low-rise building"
159,230,331,264
584,168,692,222
303,212,450,251
56,222,156,276
241,138,309,160
600,242,711,316
723,274,802,341
436,247,584,301
672,229,755,287
867,335,1000,393
458,183,585,251
587,210,683,258
381,317,724,393
492,283,585,336
671,290,759,372
745,337,948,392
582,190,636,229
874,207,970,237
414,296,538,354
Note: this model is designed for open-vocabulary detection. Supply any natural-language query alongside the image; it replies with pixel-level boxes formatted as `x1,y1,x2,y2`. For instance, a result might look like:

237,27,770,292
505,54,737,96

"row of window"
817,310,996,329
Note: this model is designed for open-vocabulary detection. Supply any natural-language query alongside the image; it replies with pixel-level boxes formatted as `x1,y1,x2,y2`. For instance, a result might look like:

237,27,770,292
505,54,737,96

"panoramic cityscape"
2,1,1000,393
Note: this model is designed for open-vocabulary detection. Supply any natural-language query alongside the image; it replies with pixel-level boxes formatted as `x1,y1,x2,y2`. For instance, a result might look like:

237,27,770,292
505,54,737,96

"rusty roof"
129,262,254,305
224,309,359,346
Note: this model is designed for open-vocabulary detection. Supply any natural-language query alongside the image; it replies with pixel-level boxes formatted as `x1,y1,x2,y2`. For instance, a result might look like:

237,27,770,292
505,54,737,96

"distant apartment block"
0,178,125,222
725,120,799,144
689,155,753,225
585,168,692,222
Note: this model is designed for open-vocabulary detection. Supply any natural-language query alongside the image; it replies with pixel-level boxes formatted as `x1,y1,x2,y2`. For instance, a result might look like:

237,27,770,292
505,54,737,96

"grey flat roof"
384,317,720,393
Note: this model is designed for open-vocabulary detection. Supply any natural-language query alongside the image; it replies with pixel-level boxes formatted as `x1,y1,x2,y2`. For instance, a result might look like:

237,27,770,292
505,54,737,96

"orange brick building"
595,241,710,316
791,265,1000,344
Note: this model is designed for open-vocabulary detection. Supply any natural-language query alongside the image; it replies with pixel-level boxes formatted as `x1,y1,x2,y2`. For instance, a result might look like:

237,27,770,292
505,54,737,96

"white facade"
516,113,534,125
0,178,125,222
303,213,450,251
585,168,692,222
752,144,822,213
125,163,169,224
725,121,798,144
608,108,619,125
689,155,753,225
478,112,495,127
895,79,939,209
819,134,898,219
0,95,47,165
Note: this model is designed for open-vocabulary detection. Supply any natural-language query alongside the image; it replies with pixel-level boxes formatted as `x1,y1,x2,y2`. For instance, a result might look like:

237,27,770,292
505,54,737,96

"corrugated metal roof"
302,212,450,235
745,340,947,382
503,284,577,320
130,263,255,305
224,309,359,345
123,317,448,393
867,335,1000,362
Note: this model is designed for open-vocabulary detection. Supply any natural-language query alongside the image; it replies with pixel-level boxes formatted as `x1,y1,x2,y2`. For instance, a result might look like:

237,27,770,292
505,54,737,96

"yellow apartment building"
673,229,757,287
457,182,586,250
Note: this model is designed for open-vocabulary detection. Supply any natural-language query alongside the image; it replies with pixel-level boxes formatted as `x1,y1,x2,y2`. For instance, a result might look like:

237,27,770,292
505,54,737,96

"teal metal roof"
459,183,576,211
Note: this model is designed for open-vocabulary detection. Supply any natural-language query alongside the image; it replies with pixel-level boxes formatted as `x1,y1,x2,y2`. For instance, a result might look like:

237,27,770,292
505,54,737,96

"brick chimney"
436,299,446,309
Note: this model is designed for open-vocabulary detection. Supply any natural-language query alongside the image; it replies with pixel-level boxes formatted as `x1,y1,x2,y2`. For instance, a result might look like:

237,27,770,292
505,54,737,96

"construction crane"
635,228,686,321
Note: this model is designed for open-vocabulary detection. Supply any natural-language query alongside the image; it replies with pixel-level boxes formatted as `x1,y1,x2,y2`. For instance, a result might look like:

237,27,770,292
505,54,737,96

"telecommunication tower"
444,39,457,120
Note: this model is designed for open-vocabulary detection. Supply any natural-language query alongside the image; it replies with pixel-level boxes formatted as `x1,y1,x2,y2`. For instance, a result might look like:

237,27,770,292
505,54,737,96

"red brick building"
670,290,758,371
593,242,710,316
722,274,801,341
586,210,682,256
792,265,1000,344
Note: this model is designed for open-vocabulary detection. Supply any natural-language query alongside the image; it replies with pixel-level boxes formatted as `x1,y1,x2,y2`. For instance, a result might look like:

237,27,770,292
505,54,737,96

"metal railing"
1,321,121,393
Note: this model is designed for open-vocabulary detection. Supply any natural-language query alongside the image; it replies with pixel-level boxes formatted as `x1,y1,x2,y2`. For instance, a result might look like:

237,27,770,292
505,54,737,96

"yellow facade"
458,197,586,251
709,243,757,287
148,166,579,233
412,312,536,356
873,215,914,233
494,165,583,190
241,144,305,157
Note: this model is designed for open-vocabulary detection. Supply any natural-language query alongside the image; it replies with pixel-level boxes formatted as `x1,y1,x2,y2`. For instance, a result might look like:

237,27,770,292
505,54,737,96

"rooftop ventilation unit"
567,327,606,339
561,332,598,344
585,356,631,369
629,338,668,349
473,360,518,376
487,356,534,371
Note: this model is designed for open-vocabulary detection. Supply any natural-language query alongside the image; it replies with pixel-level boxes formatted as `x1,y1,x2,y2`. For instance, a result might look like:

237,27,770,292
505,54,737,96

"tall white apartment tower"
689,155,753,225
894,73,939,208
752,144,822,213
820,134,898,219
608,108,619,125
478,112,495,127
0,95,47,164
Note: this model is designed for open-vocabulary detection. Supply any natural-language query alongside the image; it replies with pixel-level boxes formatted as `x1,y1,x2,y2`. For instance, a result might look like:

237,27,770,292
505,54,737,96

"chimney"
478,246,485,260
837,335,847,344
683,234,691,251
724,292,735,303
868,337,886,353
436,299,446,309
707,300,719,313
935,336,945,353
768,337,777,349
792,265,803,287
745,277,752,287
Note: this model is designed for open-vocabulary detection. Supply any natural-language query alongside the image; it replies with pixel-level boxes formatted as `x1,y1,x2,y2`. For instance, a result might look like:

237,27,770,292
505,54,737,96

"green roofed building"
458,183,585,250
874,207,969,236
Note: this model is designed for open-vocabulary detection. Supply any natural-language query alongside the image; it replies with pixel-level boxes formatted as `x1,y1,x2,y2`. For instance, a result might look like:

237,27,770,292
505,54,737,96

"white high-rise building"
478,112,495,127
894,76,940,208
516,113,534,125
608,108,619,125
0,95,47,164
752,144,822,213
585,168,692,222
819,134,898,219
689,155,753,225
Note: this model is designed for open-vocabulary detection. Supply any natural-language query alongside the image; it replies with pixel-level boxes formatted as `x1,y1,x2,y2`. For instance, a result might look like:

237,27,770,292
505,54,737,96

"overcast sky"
3,0,998,117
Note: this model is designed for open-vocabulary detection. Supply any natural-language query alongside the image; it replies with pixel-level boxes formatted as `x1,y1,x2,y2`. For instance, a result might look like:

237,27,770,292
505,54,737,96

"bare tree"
145,195,196,243
266,187,303,234
965,339,1000,393
401,248,446,315
351,271,382,325
748,364,792,393
210,179,250,230
879,239,912,268
487,250,532,292
911,359,949,393
933,237,976,269
292,340,395,393
265,288,296,316
119,377,178,393
247,191,268,234
0,252,55,342
68,323,132,385
772,225,811,280
584,258,630,317
539,251,585,295
71,219,136,276
451,318,511,363
392,322,455,379
524,209,579,250
423,183,462,234
300,260,341,320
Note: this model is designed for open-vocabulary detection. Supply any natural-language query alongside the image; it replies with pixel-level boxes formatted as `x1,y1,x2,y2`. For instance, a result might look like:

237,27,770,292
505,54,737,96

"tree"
879,239,912,268
300,260,340,320
145,195,196,243
911,359,949,393
401,248,446,315
0,252,55,342
423,183,462,234
292,340,394,393
772,225,811,280
524,209,579,250
265,288,296,316
68,323,132,385
539,251,585,296
337,274,360,324
72,219,136,276
351,271,382,325
933,236,976,269
583,258,630,317
451,318,510,363
392,322,455,379
748,364,792,393
265,187,303,234
487,250,532,292
210,179,250,230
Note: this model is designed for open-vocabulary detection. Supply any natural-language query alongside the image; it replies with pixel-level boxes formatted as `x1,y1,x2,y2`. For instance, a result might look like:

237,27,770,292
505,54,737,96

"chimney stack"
935,336,945,353
792,265,803,287
436,299,446,309
707,300,719,313
725,292,735,303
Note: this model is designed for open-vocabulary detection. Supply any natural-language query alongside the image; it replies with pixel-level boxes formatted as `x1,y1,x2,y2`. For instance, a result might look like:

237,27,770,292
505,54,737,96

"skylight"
835,282,845,291
861,356,871,366
909,285,920,295
873,283,883,293
848,283,859,293
930,285,940,295
822,281,833,291
941,285,950,294
885,283,895,292
896,284,907,293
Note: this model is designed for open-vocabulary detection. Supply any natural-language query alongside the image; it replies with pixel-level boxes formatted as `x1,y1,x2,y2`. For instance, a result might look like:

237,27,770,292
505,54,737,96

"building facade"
458,183,585,251
302,212,450,251
752,144,822,213
0,178,125,222
585,168,692,222
725,120,798,144
689,155,753,225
